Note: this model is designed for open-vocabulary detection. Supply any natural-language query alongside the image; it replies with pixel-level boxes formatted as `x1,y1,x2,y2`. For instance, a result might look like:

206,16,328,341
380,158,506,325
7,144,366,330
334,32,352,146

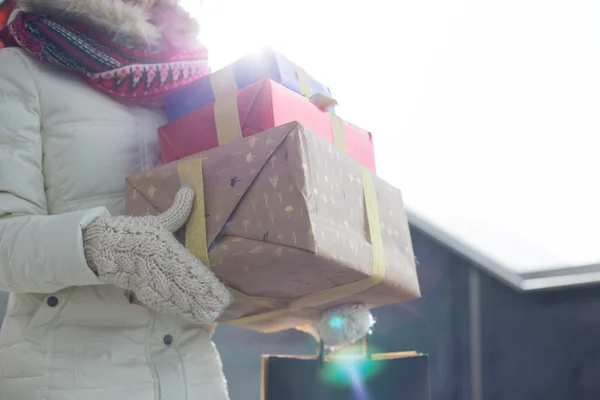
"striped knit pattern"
0,11,210,105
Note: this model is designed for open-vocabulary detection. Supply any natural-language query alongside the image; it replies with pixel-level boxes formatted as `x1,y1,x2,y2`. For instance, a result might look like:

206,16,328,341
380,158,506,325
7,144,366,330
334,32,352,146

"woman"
0,0,373,398
0,0,234,398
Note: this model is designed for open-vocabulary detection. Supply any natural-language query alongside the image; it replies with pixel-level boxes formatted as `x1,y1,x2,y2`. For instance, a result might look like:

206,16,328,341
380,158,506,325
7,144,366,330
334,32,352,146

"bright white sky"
183,0,600,274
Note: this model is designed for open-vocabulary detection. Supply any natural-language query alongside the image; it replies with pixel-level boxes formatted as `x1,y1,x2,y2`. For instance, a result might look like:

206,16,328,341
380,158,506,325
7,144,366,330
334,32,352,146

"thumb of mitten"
123,187,194,305
157,187,195,232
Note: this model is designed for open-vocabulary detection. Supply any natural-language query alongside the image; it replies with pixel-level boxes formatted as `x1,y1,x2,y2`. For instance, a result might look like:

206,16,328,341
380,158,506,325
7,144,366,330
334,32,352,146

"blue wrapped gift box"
165,47,333,122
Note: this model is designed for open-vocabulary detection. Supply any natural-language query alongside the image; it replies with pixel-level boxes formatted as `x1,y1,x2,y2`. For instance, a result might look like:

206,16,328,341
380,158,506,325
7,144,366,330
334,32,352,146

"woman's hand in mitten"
299,304,375,349
83,187,232,324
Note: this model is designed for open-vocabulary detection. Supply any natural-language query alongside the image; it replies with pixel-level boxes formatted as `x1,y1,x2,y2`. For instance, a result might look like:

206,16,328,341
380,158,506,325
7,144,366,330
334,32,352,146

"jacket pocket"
22,288,74,346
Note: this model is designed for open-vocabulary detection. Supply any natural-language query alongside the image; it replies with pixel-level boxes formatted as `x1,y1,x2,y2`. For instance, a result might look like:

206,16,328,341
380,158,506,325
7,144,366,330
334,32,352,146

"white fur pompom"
316,304,375,348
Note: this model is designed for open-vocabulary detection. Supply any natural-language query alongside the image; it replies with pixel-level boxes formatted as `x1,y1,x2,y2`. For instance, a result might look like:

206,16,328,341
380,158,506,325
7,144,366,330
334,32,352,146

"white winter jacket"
0,47,229,399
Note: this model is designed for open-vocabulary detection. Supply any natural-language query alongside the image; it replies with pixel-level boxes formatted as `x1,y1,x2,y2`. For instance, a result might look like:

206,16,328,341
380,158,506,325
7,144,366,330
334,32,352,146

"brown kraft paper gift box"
125,122,420,333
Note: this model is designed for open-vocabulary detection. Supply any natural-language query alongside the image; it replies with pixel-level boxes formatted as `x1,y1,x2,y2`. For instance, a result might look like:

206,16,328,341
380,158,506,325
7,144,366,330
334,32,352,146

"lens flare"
320,345,383,389
328,315,345,330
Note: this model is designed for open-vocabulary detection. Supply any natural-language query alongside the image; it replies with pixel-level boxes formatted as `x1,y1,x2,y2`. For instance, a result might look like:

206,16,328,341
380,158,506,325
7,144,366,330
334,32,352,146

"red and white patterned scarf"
0,10,210,105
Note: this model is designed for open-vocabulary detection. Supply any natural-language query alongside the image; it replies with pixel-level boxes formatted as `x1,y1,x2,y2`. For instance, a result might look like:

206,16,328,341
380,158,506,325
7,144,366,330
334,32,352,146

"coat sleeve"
0,49,110,293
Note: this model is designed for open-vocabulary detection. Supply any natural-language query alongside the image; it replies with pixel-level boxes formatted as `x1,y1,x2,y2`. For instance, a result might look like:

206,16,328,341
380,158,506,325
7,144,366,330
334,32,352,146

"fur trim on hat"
17,0,163,46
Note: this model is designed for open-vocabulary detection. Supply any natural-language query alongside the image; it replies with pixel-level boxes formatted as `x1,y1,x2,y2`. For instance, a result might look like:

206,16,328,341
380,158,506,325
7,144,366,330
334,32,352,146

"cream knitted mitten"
83,187,232,324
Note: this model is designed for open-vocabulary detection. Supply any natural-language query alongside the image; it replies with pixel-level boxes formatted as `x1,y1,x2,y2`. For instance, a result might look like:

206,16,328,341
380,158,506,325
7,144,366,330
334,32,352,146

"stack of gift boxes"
125,47,421,333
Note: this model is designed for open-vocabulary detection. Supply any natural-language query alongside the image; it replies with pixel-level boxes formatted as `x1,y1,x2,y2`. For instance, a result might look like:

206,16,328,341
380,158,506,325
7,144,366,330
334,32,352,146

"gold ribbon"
227,287,289,310
177,156,210,267
210,66,243,146
296,66,313,98
330,113,348,153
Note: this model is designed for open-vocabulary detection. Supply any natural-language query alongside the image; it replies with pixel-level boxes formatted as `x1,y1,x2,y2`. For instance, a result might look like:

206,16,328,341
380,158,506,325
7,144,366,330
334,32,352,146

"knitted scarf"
0,11,210,105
